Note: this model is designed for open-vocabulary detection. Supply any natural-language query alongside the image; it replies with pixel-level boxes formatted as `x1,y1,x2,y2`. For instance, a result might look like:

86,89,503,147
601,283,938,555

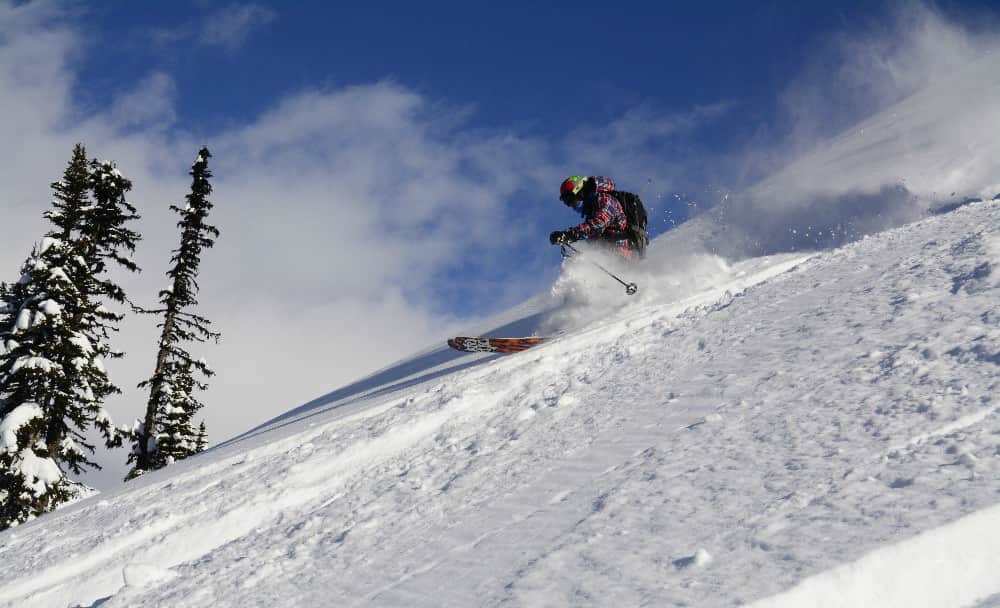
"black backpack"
611,190,649,256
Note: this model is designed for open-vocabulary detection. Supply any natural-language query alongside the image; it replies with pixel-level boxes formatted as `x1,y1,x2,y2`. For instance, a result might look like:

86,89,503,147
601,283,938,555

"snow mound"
750,503,1000,608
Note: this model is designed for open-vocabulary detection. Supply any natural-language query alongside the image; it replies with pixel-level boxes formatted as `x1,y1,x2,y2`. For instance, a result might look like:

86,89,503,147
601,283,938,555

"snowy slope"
0,198,997,608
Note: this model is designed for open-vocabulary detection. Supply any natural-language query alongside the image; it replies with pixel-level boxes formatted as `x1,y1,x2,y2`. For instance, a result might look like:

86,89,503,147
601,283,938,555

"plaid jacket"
569,176,634,257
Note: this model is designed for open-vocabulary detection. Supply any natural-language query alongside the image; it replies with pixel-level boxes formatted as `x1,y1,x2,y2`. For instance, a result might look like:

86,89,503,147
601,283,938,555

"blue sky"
75,2,994,142
69,1,1000,263
3,0,1000,485
75,2,984,135
84,3,829,129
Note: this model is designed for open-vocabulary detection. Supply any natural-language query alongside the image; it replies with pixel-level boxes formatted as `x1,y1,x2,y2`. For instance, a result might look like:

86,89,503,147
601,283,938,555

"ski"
447,336,547,354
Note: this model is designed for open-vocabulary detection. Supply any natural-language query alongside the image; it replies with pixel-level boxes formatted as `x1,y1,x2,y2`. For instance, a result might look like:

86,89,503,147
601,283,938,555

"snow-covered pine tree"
0,145,140,528
195,421,208,452
0,281,13,334
0,239,83,526
129,147,219,479
85,158,142,293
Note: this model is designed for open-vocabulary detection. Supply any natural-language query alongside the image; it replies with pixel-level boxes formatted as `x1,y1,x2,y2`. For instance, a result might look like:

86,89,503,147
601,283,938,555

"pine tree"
46,143,91,242
0,281,13,334
195,421,208,452
0,145,140,528
0,240,83,524
129,147,219,479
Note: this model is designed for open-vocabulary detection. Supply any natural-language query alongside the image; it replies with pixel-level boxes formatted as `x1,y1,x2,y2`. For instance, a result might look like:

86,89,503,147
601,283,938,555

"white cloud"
199,3,276,51
0,2,84,242
204,83,556,303
109,72,177,130
144,3,275,53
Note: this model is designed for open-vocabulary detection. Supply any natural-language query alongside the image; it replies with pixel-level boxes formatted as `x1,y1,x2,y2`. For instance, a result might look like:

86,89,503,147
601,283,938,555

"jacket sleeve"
573,193,618,239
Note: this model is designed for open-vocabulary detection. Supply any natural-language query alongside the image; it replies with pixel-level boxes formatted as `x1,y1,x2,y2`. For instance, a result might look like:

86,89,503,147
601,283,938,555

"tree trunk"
137,306,177,472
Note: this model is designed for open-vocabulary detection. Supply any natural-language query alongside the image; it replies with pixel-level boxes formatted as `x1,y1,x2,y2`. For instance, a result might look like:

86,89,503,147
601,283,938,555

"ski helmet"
559,175,586,206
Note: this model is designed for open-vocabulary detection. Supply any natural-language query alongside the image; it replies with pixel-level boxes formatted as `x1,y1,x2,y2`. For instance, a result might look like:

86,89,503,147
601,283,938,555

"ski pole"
561,242,638,295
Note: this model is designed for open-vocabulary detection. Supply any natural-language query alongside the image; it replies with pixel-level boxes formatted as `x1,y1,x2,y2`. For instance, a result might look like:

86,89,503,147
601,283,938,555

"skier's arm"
573,194,616,239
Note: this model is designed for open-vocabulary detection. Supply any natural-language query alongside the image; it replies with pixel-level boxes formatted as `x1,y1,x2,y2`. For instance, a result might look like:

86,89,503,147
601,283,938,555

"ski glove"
549,229,579,245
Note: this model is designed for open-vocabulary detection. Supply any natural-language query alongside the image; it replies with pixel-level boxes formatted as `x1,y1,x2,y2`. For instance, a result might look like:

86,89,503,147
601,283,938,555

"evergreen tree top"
45,143,89,241
160,147,219,310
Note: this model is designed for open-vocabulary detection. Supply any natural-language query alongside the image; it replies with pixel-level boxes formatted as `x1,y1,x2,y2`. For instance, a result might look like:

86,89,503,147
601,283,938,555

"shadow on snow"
215,310,550,450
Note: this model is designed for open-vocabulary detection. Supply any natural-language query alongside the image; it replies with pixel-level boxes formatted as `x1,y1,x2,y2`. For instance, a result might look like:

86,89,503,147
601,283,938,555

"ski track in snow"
0,202,998,607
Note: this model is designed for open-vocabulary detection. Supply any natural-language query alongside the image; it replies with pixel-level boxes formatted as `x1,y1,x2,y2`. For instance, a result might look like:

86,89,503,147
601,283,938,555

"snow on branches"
0,143,140,528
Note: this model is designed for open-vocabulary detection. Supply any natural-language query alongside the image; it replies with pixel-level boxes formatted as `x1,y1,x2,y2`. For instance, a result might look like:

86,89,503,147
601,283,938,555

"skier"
549,175,636,259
